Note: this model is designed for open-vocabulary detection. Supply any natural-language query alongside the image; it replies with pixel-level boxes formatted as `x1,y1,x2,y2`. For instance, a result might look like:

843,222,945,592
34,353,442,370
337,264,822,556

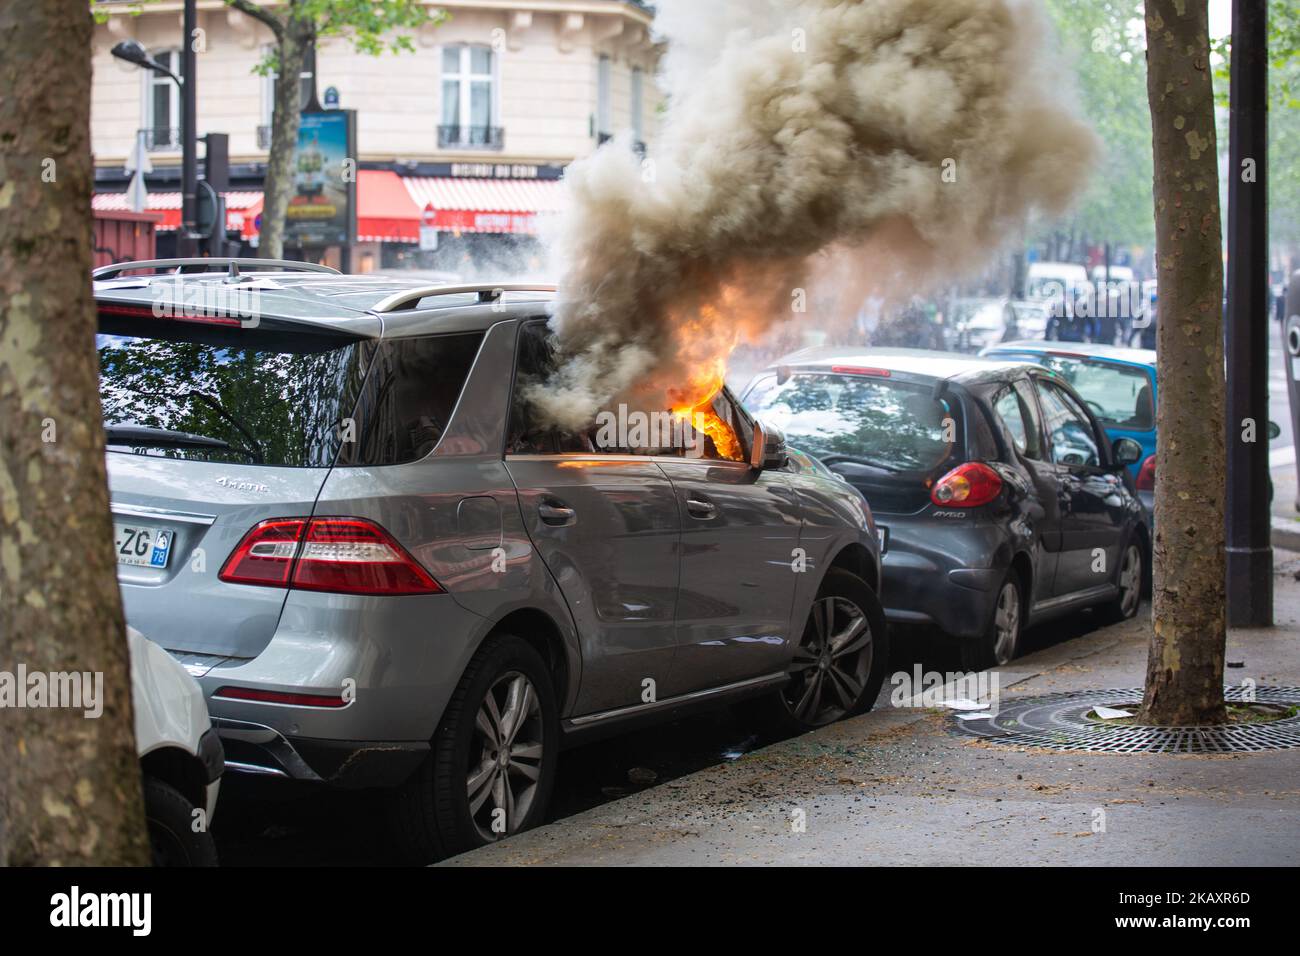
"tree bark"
1139,0,1228,725
0,0,150,865
259,25,311,260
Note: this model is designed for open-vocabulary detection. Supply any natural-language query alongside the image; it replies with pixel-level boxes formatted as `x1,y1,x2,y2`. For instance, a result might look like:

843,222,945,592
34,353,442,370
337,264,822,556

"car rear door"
503,322,681,715
656,388,803,693
1032,375,1129,596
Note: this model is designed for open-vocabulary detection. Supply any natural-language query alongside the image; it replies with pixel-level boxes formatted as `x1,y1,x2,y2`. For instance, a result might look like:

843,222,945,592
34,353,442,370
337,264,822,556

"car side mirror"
1112,437,1143,467
1269,420,1282,440
751,419,787,471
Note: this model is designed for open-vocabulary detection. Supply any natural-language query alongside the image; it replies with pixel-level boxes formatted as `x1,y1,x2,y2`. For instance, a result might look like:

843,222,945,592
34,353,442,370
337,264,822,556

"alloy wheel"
1118,544,1141,617
992,581,1021,665
784,596,874,726
467,671,544,841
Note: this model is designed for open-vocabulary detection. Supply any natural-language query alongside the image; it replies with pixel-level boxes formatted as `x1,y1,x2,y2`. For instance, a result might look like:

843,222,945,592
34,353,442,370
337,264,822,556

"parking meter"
1283,270,1300,511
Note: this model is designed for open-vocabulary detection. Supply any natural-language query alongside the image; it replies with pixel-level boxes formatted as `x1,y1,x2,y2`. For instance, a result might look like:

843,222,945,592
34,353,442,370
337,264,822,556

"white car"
129,626,223,866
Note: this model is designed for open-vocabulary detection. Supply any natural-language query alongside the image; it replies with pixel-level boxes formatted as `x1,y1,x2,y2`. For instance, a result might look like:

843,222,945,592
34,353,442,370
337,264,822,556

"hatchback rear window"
744,371,957,472
98,320,371,468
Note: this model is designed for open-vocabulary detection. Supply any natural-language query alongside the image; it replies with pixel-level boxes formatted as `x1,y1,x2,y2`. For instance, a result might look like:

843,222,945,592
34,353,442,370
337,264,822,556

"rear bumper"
877,518,1009,640
214,717,428,788
192,589,489,788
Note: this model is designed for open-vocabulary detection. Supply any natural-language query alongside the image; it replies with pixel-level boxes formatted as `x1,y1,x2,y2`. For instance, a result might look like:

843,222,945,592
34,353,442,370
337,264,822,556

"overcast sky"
1209,0,1231,40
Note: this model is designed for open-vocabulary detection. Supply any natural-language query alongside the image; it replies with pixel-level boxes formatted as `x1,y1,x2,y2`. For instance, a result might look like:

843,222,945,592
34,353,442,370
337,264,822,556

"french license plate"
876,525,889,554
114,523,175,569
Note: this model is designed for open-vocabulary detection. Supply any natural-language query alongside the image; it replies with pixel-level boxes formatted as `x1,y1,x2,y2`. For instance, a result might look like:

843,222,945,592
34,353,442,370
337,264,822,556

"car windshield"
744,371,956,471
97,322,369,468
1035,357,1153,429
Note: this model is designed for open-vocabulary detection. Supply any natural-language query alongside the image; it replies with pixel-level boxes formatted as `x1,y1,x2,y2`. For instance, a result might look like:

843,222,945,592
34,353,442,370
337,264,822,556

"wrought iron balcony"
140,127,181,152
437,125,505,150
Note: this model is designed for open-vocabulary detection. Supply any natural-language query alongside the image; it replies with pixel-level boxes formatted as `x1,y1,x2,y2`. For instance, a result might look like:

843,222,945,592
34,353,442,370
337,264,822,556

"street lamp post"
179,0,198,256
1225,0,1271,627
109,0,200,255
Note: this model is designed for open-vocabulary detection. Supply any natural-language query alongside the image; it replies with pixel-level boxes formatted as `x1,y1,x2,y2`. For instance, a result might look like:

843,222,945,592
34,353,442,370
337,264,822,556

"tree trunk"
259,27,311,260
0,0,149,864
1138,0,1227,726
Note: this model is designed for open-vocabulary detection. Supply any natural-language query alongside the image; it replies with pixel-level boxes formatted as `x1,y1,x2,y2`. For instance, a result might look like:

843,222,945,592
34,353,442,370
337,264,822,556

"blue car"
981,342,1156,517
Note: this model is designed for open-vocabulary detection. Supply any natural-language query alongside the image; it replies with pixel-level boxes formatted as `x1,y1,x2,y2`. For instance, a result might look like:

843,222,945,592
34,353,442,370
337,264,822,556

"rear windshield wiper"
106,424,231,449
104,424,241,456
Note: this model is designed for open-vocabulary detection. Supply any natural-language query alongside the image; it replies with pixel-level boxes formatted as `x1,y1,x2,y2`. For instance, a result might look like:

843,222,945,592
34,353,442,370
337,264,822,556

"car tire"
387,633,559,864
143,776,218,867
742,568,889,736
960,568,1024,672
1097,539,1143,625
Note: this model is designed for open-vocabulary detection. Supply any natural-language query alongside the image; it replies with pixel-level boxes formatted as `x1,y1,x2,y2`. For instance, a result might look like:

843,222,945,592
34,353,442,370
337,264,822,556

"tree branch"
224,0,285,41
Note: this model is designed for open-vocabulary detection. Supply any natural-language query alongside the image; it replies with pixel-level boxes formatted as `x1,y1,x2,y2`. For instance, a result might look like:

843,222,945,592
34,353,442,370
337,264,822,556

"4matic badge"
215,476,270,494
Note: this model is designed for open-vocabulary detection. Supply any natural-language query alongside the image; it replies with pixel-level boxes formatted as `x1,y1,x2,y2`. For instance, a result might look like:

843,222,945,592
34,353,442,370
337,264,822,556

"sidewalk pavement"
442,553,1300,867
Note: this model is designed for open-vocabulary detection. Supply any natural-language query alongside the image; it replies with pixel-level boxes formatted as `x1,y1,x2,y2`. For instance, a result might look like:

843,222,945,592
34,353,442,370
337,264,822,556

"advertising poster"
285,109,356,249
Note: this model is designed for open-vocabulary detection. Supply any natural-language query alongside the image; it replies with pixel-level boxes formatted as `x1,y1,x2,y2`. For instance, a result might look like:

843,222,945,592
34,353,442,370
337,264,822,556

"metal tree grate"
952,686,1300,753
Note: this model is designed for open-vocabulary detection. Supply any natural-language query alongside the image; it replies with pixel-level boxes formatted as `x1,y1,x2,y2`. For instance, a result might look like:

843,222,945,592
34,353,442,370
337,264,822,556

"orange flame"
664,304,744,462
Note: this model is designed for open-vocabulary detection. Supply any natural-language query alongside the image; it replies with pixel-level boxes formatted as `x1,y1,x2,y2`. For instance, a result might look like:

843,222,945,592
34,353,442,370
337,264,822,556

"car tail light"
292,518,442,595
930,462,1003,508
1136,455,1156,492
219,517,442,595
219,518,306,587
211,686,349,709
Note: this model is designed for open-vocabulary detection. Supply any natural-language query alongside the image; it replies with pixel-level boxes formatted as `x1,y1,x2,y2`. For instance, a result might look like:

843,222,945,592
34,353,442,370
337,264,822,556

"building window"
440,44,501,149
143,50,180,150
630,66,644,143
259,46,313,148
595,55,612,142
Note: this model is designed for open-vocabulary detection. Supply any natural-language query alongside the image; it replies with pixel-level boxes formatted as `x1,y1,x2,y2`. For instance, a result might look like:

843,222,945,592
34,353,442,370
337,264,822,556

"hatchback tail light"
219,517,442,595
1136,454,1156,492
930,462,1003,508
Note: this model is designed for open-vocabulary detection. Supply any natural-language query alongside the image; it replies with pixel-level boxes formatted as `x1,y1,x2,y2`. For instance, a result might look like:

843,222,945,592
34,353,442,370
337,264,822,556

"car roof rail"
92,258,341,280
372,283,558,314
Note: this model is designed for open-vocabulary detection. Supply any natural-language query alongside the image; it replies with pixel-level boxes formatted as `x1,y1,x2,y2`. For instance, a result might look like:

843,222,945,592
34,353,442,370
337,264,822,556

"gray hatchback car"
742,348,1149,671
94,258,887,861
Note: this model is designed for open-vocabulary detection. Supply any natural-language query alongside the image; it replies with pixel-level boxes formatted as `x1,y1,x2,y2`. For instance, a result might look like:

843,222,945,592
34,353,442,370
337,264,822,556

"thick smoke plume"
530,0,1098,429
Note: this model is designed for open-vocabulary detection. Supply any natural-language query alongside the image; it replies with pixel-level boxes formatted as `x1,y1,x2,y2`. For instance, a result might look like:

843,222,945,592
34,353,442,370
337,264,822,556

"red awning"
401,176,565,237
92,191,264,241
94,171,566,245
356,169,422,243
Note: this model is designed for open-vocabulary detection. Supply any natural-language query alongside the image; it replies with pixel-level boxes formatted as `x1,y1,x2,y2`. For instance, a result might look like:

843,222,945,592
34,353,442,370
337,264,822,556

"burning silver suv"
95,258,886,861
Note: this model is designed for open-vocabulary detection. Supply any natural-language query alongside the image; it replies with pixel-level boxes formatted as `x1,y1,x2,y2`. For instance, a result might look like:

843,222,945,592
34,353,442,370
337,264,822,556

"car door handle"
538,502,576,526
685,497,717,520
